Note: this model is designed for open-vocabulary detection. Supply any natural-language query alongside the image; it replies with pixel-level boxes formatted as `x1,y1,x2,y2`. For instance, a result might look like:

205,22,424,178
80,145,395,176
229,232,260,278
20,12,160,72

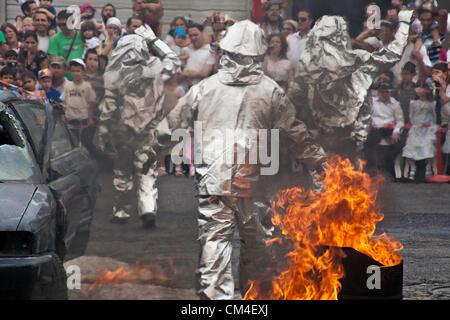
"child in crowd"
0,67,18,91
4,50,20,85
4,49,19,69
81,21,101,59
83,49,105,124
171,28,189,66
393,62,417,124
39,0,57,35
402,79,438,180
61,59,96,152
38,68,62,103
20,70,45,102
22,17,35,34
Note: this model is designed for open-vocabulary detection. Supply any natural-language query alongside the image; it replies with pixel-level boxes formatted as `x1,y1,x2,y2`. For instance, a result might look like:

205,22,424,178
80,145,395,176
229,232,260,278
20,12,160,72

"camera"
210,42,220,52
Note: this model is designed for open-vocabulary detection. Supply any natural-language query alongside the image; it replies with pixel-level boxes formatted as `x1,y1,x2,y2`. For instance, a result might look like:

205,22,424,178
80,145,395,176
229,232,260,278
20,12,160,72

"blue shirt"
46,88,62,103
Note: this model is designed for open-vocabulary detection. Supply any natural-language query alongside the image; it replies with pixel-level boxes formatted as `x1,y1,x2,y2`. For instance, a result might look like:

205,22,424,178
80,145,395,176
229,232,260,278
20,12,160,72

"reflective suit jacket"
97,34,180,144
289,13,413,154
155,55,326,198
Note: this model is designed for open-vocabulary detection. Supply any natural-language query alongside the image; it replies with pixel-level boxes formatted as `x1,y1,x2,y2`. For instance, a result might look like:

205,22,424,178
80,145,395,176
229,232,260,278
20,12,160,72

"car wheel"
30,255,68,300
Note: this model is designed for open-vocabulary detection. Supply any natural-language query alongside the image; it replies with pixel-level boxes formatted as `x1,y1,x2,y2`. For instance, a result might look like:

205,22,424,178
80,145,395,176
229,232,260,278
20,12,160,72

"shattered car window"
0,111,34,181
11,102,47,158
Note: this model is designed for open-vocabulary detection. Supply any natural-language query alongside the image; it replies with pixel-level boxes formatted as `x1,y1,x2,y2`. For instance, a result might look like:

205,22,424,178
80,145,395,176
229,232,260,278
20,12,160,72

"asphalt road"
65,169,450,300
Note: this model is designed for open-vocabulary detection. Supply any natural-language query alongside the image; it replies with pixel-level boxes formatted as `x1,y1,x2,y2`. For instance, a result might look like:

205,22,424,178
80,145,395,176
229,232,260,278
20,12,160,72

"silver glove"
134,25,158,44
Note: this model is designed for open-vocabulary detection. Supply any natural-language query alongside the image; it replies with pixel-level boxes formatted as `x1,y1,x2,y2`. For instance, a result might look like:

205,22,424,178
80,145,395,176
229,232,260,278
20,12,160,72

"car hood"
0,183,37,230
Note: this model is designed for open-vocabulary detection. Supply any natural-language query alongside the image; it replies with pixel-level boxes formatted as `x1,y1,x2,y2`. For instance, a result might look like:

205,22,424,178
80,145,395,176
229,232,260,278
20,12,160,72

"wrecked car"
0,92,99,299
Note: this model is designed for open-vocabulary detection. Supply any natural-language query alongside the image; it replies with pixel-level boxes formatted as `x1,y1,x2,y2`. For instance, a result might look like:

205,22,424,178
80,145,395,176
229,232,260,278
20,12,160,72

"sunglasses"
298,17,309,22
57,23,68,28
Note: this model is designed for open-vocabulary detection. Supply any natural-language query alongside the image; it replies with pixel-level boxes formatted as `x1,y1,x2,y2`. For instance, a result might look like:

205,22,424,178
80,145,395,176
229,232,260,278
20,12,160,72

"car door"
46,111,97,248
10,101,96,251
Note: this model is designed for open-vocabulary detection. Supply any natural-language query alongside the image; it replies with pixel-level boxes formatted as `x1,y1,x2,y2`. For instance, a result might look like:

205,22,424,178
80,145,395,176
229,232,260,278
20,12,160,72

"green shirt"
47,31,85,80
0,30,6,44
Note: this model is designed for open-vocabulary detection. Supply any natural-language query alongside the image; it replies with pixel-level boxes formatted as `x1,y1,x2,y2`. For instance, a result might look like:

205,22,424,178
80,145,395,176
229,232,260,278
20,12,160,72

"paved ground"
64,170,450,300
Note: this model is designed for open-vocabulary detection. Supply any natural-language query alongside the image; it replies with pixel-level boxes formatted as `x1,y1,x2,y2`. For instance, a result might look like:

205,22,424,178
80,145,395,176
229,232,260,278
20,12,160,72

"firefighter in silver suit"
289,11,413,159
95,25,181,227
150,20,327,299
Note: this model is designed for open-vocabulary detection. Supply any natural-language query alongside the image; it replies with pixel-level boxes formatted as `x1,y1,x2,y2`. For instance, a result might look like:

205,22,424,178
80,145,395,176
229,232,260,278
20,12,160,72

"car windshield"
0,110,35,181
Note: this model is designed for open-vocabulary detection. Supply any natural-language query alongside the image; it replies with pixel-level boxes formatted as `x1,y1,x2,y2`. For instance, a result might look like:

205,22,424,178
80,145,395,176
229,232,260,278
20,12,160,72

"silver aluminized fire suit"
95,25,180,223
289,11,413,158
152,20,326,299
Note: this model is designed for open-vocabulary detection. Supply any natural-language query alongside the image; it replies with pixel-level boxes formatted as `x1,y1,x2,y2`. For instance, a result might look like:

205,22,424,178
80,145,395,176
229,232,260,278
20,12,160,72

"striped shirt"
422,22,446,65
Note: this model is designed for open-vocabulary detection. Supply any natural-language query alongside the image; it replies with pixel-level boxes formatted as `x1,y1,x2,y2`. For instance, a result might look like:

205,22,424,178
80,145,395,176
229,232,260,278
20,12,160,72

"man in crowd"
364,79,405,175
49,56,69,94
47,10,85,80
33,10,51,52
418,7,447,65
124,16,143,36
182,23,215,87
21,0,38,19
260,1,283,36
286,9,313,63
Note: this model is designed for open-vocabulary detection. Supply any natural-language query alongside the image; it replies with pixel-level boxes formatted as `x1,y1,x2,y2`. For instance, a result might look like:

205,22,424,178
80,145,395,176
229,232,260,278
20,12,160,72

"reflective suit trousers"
196,195,274,300
112,132,158,218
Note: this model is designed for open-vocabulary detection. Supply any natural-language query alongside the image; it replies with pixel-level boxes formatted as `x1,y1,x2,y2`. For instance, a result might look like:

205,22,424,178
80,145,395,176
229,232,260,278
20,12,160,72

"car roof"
0,91,24,104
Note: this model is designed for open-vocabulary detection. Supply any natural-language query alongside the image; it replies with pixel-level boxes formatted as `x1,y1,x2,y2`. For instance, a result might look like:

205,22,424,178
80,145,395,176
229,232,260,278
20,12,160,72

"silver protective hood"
290,12,413,155
220,20,268,57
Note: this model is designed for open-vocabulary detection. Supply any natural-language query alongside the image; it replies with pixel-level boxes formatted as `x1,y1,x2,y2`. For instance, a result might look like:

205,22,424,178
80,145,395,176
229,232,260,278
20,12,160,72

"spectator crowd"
0,0,449,179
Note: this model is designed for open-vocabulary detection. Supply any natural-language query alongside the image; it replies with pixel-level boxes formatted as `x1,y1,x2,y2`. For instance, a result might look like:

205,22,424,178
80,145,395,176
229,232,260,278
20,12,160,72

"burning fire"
244,156,403,300
84,260,175,296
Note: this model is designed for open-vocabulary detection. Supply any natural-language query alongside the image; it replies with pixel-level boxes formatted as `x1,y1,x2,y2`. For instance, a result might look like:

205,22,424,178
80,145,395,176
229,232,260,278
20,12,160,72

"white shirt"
371,96,404,134
184,44,215,85
37,34,49,53
286,31,310,63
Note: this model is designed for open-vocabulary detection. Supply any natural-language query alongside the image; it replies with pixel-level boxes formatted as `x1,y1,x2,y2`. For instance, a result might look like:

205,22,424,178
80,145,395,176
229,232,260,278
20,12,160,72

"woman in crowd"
98,17,122,60
262,33,293,92
280,19,297,39
18,30,48,78
1,23,22,53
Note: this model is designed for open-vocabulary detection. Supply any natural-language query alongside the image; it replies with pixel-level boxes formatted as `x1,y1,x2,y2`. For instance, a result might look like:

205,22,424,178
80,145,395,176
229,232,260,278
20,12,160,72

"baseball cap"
80,3,95,14
49,56,66,66
69,58,86,69
38,68,52,79
173,28,186,37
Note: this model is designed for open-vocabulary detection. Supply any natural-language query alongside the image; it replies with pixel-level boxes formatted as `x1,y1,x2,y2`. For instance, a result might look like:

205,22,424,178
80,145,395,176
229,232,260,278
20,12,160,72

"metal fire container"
338,247,403,300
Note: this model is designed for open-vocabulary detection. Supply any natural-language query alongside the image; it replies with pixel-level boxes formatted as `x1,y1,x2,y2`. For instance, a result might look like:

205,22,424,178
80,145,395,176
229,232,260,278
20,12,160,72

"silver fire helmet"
219,20,268,57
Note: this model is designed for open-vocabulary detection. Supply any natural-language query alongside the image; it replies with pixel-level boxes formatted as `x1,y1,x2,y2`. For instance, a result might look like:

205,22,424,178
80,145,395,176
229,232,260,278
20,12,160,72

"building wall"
3,0,252,37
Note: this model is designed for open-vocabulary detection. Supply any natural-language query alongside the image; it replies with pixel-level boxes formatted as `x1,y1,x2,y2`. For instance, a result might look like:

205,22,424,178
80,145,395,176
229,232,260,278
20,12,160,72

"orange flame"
84,261,173,296
244,156,403,300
